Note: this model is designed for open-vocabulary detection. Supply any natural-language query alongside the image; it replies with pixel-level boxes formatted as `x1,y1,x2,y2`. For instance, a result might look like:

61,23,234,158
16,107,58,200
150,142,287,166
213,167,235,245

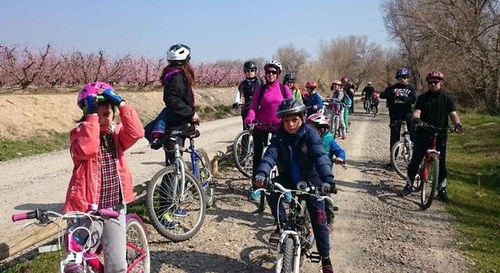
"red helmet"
426,70,445,81
340,76,349,83
305,81,317,89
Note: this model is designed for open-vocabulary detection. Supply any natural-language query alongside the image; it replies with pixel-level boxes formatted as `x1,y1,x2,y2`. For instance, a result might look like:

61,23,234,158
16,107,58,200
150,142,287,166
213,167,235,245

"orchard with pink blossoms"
0,44,244,90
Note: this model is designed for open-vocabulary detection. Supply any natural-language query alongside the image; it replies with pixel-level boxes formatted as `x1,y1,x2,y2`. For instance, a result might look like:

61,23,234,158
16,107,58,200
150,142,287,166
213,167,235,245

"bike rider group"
16,42,463,273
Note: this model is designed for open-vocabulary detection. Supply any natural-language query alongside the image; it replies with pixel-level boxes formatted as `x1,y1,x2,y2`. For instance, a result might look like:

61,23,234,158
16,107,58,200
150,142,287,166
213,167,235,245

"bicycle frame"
420,132,441,180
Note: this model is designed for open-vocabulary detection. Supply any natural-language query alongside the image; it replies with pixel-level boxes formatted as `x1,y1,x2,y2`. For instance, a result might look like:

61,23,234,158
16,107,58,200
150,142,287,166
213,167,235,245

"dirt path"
145,106,471,272
1,105,471,272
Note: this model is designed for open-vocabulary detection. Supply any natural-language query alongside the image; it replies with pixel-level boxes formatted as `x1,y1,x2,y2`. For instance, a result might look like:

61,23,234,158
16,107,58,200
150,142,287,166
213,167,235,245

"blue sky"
0,0,393,63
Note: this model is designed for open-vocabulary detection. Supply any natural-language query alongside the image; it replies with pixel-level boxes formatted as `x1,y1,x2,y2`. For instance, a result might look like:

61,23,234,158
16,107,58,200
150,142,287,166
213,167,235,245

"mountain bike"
256,181,337,273
363,97,372,114
146,126,208,242
417,124,453,210
12,206,150,273
233,122,278,212
390,120,413,179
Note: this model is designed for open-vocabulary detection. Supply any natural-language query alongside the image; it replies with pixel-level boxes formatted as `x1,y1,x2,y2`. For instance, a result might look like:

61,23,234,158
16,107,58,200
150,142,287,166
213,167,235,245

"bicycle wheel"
233,130,254,178
195,148,215,208
420,156,439,210
279,236,295,273
391,141,413,179
146,166,206,242
126,214,150,273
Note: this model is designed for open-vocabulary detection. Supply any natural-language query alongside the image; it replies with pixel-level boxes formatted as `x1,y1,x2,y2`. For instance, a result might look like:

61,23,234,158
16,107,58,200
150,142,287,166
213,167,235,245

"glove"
101,88,124,106
334,158,345,165
244,117,253,126
84,95,98,114
232,102,241,109
413,118,424,127
253,175,266,189
453,123,463,134
320,183,331,196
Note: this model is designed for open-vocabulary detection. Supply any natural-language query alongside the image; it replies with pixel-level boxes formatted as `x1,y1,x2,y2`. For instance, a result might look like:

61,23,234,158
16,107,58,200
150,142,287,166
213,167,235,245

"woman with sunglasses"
244,60,292,201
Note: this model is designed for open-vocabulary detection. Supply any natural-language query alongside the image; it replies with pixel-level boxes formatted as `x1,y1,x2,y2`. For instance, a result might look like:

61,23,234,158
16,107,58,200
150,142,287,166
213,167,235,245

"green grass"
0,131,69,161
1,250,62,273
446,113,500,272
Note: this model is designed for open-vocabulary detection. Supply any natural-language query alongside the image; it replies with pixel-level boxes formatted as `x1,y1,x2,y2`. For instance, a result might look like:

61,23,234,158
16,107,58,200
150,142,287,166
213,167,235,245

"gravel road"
1,105,472,272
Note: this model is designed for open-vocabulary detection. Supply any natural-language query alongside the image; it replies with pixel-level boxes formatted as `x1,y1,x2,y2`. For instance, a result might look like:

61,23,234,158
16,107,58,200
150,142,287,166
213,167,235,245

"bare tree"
273,44,310,74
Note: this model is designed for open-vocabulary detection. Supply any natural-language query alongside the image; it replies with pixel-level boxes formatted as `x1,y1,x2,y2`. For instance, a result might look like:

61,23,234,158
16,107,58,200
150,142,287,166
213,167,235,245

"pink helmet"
77,82,115,109
426,70,445,81
340,76,349,83
306,113,330,128
305,81,317,89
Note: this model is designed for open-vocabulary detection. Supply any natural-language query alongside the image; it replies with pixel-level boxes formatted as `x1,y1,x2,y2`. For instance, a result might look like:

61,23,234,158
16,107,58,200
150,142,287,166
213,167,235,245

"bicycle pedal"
307,251,321,263
210,180,218,188
269,238,280,246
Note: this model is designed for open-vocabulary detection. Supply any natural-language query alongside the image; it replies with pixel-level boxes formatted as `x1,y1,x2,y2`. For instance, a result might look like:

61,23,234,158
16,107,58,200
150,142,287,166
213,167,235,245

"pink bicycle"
12,206,150,273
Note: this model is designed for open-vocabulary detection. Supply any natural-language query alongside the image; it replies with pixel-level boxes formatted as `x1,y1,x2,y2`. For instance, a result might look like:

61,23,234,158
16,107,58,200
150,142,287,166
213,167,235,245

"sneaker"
161,213,179,229
384,162,393,169
437,188,450,203
269,226,280,244
399,185,413,196
283,192,292,203
249,189,261,201
322,265,334,273
173,209,188,217
150,138,163,150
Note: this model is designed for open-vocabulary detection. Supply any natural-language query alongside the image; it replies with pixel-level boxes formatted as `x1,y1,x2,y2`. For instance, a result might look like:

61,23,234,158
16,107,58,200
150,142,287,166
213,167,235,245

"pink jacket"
244,81,292,132
63,104,144,212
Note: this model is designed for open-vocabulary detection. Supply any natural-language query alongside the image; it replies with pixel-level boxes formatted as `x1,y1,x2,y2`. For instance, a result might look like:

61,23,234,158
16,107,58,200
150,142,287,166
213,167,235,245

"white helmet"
167,44,191,62
264,60,282,72
306,113,330,128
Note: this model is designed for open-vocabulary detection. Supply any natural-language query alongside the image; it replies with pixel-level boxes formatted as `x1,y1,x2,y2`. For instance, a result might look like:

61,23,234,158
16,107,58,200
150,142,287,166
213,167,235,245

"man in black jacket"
233,61,262,130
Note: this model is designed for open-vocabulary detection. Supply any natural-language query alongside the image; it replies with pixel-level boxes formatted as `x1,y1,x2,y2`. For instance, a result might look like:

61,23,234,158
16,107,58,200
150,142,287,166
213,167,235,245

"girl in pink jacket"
64,82,144,273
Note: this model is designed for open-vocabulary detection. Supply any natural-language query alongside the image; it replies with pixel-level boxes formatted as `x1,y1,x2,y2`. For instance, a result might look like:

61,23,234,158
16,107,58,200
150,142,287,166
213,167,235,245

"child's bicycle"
415,123,456,210
256,181,337,273
11,206,150,273
323,98,344,139
390,120,413,179
233,122,278,212
146,125,213,242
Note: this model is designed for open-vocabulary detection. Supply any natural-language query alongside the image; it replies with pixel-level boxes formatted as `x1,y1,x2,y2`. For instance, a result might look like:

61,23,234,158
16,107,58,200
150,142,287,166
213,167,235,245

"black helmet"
243,61,257,71
283,73,296,83
276,98,307,118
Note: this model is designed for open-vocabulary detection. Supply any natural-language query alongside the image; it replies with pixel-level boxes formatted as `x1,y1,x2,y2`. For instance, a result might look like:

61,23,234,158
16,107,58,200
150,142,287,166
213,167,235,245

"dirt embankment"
0,87,236,140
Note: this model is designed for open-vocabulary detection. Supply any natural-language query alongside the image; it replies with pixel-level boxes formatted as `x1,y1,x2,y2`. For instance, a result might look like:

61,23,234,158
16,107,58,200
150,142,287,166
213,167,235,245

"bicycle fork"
275,231,301,273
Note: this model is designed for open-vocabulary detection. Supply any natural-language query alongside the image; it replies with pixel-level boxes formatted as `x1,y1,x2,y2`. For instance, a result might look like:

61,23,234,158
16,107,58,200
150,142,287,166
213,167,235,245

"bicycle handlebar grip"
98,209,120,218
12,210,37,222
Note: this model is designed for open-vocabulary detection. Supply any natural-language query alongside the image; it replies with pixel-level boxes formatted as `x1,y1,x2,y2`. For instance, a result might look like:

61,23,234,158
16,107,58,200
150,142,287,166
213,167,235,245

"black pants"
389,113,415,153
407,130,448,187
252,128,272,180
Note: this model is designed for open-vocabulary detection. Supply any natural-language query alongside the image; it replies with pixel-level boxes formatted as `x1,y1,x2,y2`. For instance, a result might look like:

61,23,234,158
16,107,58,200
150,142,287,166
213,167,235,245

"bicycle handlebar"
12,206,120,223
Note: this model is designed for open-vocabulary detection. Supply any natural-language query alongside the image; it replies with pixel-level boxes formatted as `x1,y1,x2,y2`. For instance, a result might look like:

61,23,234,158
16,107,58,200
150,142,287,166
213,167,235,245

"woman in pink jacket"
64,82,144,273
244,60,291,200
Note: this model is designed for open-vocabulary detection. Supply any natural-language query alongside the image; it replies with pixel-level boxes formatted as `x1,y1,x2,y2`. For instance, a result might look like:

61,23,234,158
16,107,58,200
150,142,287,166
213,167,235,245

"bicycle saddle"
168,128,200,138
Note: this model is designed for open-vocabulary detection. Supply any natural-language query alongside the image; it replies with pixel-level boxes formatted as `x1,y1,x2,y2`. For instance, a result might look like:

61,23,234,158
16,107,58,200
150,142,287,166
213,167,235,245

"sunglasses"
428,81,441,85
265,70,278,75
244,69,256,72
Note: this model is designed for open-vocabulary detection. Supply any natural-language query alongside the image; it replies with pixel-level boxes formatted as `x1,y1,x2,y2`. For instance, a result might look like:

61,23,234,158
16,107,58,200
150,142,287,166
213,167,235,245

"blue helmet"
395,68,411,79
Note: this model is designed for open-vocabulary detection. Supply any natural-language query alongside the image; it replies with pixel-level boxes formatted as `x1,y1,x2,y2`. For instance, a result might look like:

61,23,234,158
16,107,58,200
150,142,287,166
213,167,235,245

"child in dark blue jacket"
253,98,335,273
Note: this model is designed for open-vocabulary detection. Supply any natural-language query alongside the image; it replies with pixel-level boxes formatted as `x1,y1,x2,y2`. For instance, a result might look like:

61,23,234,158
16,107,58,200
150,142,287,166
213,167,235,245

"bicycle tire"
420,156,439,210
233,130,253,178
146,166,206,242
280,236,295,273
195,148,215,208
390,141,413,179
257,190,266,213
126,214,150,273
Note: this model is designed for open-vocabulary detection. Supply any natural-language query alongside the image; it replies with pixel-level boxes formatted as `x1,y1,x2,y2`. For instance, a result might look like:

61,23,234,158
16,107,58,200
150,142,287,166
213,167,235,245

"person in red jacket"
64,82,144,273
